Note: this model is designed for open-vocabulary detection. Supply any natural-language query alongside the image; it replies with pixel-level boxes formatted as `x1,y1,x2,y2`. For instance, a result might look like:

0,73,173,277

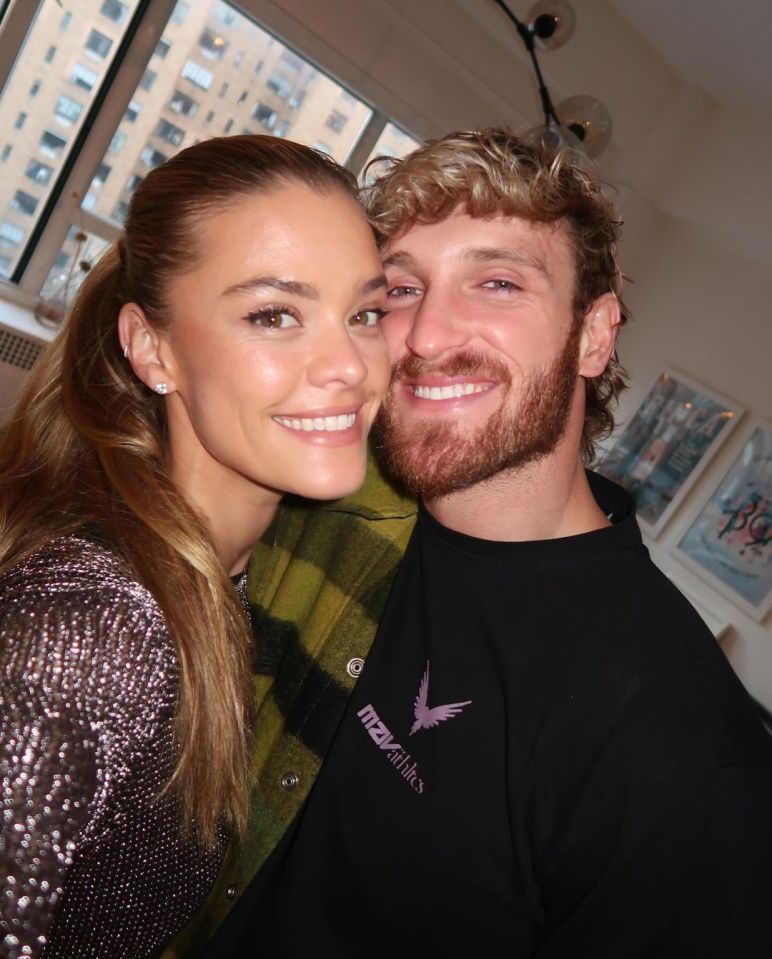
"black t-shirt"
215,474,772,957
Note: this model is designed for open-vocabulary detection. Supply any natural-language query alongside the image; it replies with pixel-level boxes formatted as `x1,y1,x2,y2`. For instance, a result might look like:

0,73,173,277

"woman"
0,135,389,959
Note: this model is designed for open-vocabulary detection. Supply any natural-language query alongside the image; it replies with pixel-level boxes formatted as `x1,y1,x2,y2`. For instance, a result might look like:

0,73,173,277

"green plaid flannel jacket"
163,458,416,957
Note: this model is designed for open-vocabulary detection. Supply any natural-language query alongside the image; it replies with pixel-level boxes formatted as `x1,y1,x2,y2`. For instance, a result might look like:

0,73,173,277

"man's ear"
118,303,177,395
578,292,621,378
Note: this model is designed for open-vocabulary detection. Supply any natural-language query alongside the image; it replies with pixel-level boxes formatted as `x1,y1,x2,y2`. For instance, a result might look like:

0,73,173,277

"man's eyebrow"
381,250,417,269
463,246,552,282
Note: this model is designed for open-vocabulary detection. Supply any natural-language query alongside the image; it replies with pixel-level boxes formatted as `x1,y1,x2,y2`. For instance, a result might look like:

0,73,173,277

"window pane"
0,0,140,280
361,122,422,184
37,227,111,319
84,0,374,230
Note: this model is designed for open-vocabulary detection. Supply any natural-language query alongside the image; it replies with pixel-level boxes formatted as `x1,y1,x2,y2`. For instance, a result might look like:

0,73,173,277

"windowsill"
0,289,57,344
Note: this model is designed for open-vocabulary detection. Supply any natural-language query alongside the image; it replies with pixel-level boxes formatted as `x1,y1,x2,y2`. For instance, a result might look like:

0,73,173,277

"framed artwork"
596,368,744,537
675,423,772,622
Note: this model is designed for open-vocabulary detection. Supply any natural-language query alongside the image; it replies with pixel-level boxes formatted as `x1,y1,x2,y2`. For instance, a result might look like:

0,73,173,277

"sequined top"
0,534,230,959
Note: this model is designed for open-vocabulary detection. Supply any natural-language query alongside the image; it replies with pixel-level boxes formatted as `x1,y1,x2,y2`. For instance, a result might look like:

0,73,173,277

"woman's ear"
118,303,177,396
578,292,621,378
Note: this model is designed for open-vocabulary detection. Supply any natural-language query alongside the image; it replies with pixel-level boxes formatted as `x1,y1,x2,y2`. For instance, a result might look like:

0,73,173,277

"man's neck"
424,445,610,543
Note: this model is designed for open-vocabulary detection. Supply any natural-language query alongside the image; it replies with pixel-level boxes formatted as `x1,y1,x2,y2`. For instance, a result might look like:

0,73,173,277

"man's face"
375,209,583,498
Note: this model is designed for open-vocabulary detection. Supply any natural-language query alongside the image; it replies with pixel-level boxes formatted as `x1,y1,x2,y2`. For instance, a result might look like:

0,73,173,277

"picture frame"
674,422,772,622
595,368,744,537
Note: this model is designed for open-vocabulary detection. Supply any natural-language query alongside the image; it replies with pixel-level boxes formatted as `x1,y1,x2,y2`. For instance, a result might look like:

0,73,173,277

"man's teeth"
412,383,491,400
274,413,357,432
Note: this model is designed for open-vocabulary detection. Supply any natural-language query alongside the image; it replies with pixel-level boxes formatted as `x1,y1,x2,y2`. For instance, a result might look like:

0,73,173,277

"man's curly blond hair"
364,128,629,462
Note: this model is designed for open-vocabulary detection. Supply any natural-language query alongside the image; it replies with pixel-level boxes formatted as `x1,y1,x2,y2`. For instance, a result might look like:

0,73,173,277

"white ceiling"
607,0,772,119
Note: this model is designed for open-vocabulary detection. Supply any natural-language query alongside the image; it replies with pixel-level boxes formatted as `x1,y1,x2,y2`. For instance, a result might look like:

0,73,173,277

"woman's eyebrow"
222,276,319,298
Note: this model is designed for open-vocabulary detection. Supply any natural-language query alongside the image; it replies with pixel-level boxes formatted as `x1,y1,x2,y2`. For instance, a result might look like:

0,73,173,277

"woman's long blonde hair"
0,135,358,844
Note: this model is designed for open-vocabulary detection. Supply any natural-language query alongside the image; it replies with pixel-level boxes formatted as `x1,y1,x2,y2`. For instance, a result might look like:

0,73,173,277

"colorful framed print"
675,423,772,622
596,369,744,537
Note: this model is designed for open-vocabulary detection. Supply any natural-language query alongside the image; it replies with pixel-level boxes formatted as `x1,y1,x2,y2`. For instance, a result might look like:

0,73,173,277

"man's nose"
404,288,470,361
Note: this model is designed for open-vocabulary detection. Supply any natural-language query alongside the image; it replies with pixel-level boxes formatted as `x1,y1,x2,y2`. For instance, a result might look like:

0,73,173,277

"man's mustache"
388,351,512,387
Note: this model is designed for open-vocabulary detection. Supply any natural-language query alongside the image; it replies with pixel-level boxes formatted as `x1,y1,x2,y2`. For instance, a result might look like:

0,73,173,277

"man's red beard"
374,329,581,500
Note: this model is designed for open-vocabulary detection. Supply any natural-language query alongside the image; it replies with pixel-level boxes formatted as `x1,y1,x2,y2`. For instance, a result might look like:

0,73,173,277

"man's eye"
246,308,299,329
387,285,420,299
350,308,388,327
482,279,520,292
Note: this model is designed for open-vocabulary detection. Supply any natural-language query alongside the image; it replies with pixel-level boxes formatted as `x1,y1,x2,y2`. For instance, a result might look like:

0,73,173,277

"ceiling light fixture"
491,0,612,158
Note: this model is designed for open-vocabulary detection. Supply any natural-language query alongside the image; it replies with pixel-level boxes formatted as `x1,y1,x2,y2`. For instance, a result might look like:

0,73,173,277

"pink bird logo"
410,660,472,735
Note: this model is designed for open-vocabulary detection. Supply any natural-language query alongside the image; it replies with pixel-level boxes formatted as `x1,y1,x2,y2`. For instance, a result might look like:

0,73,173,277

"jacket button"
346,657,364,678
226,885,238,900
281,771,299,790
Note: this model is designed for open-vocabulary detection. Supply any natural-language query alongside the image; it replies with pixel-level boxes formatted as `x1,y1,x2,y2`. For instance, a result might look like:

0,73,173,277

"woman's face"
153,182,389,505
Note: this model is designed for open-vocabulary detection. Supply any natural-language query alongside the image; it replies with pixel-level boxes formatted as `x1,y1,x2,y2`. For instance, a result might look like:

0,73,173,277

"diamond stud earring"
153,383,169,395
122,343,130,358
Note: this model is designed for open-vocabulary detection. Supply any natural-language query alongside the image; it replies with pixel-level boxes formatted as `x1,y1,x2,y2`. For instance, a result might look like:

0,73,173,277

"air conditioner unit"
0,322,49,425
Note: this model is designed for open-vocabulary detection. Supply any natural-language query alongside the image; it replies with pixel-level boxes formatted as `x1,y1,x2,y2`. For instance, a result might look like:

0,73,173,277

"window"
100,0,128,24
181,59,213,91
274,119,289,137
155,119,185,147
93,162,112,185
251,102,276,130
139,68,156,92
288,90,306,109
60,11,72,31
123,99,141,123
213,2,237,26
236,90,247,105
234,51,244,67
40,130,68,158
278,49,303,73
26,160,54,185
325,109,349,135
140,147,168,169
0,221,25,247
112,200,129,222
266,71,293,100
204,110,214,125
218,81,228,98
1,145,11,163
109,130,127,153
85,29,114,61
155,38,171,59
254,59,263,75
54,95,83,125
0,255,13,277
82,192,97,211
313,141,333,156
169,89,198,117
10,191,39,216
223,118,233,133
15,112,27,130
30,80,41,96
126,173,144,193
70,62,99,92
171,1,191,25
44,45,57,64
199,28,228,60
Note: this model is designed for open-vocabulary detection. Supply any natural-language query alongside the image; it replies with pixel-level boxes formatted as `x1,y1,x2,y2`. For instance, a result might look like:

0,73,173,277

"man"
186,130,772,956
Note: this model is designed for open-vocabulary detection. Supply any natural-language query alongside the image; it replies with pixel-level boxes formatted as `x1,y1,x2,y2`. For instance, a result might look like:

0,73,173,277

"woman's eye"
246,308,299,329
350,308,387,328
482,279,520,292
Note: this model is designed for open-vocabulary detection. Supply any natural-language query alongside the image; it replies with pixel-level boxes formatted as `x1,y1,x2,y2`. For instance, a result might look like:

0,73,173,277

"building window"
60,11,72,31
70,62,99,91
169,89,198,117
213,2,237,26
155,38,171,59
29,79,41,97
14,112,27,130
26,160,54,185
223,118,233,134
93,162,112,185
1,145,11,163
204,110,214,125
199,28,228,60
40,130,68,158
123,99,141,123
54,95,83,125
100,0,128,24
82,192,97,211
181,59,213,91
171,1,191,25
325,110,348,135
126,173,144,194
0,255,13,277
139,68,156,92
313,140,333,156
140,146,168,169
274,119,290,137
218,81,228,98
288,90,306,109
155,119,185,147
251,102,277,130
234,51,244,67
0,221,26,248
266,71,293,101
254,59,263,75
11,191,39,216
278,49,303,73
236,90,247,105
85,29,113,61
112,200,129,222
44,45,57,64
109,130,127,153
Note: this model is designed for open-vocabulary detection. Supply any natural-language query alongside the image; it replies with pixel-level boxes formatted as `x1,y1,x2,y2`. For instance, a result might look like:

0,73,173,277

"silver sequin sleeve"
1,536,227,959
